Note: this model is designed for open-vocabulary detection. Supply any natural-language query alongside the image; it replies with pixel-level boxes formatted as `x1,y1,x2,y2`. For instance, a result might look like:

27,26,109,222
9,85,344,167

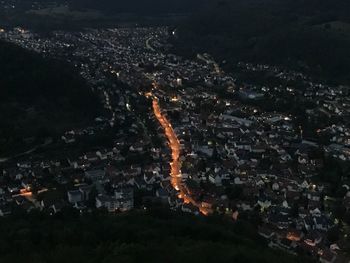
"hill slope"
0,41,101,156
0,210,311,263
173,0,350,84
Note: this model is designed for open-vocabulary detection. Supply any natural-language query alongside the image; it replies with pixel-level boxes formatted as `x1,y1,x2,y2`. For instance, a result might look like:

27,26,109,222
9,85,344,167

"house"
21,180,32,191
285,190,300,201
39,190,64,211
96,195,119,212
134,177,148,190
278,238,294,251
343,196,350,211
114,187,134,211
298,207,308,218
258,226,275,239
50,202,65,214
71,159,90,170
310,208,321,217
272,182,280,191
257,198,272,210
201,196,215,210
168,195,180,208
61,134,75,144
238,201,254,211
304,231,322,247
196,145,213,157
304,216,314,231
319,249,337,263
79,185,93,201
17,162,31,169
115,187,133,199
307,191,321,202
268,213,291,229
96,149,114,160
85,169,105,182
123,168,141,178
129,142,144,153
96,186,134,212
298,242,318,256
7,185,19,194
84,152,99,162
0,205,12,217
156,188,169,203
313,216,331,231
234,177,245,185
117,197,134,212
67,190,83,204
208,173,222,186
182,203,200,215
286,229,303,241
144,172,157,185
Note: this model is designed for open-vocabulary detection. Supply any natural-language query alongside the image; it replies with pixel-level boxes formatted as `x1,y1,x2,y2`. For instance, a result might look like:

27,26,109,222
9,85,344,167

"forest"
0,208,311,263
173,0,350,85
0,41,101,156
11,0,205,15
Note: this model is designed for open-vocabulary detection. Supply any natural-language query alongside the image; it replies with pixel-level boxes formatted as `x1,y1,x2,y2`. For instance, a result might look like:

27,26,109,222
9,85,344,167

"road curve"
152,97,210,215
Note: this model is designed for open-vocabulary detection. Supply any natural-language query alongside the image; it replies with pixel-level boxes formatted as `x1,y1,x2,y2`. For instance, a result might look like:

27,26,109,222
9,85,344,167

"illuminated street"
152,97,211,215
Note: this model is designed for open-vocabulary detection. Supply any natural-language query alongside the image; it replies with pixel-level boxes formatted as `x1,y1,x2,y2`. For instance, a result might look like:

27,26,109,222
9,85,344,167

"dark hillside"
0,41,101,156
173,0,350,84
0,209,312,263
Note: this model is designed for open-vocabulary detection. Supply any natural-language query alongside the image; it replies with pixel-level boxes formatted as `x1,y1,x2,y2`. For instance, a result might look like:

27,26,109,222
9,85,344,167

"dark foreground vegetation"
0,41,101,156
173,0,350,85
0,209,310,263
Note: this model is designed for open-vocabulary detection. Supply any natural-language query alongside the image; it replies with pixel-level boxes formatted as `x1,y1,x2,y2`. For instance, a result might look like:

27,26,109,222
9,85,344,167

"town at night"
0,0,350,262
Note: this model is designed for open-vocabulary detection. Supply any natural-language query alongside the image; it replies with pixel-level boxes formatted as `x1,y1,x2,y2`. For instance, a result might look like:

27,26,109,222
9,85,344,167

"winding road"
152,97,211,215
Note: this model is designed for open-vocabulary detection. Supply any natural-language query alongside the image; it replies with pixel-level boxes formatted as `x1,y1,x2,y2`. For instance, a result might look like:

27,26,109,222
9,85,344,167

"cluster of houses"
0,139,165,215
237,61,350,164
149,83,350,261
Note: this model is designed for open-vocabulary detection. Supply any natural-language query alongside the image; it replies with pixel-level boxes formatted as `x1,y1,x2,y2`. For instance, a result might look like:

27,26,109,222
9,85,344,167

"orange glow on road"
152,97,211,215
